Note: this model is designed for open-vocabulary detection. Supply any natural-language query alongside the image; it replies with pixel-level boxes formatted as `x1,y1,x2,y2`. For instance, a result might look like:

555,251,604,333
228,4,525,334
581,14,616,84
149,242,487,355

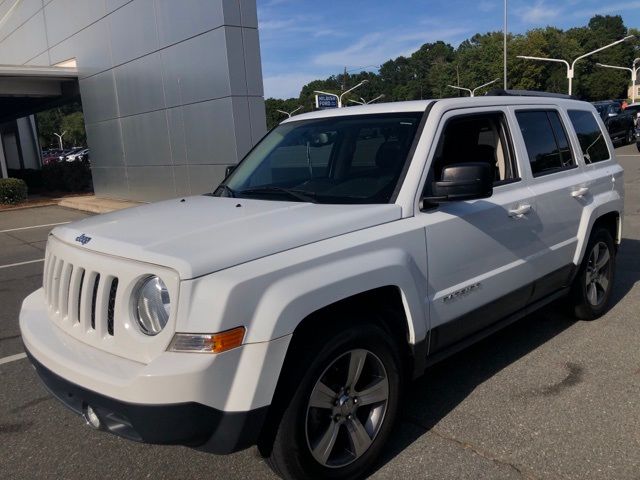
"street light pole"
504,0,508,90
276,106,303,118
596,58,640,103
339,80,369,107
348,94,386,105
53,131,66,150
447,79,499,97
517,35,635,95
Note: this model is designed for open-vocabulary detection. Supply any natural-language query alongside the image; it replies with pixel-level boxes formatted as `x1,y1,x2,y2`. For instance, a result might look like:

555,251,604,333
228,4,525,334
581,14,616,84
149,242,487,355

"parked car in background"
592,100,635,144
59,147,84,162
42,149,63,165
66,148,89,162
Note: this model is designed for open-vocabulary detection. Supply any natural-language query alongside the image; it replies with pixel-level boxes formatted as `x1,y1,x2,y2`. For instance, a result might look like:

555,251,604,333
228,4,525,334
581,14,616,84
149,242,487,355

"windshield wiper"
239,186,317,203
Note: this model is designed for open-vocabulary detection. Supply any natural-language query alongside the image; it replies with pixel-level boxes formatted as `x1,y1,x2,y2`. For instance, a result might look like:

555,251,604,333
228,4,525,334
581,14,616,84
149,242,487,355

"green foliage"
0,178,28,205
7,169,44,191
41,161,93,192
36,102,87,148
265,15,639,123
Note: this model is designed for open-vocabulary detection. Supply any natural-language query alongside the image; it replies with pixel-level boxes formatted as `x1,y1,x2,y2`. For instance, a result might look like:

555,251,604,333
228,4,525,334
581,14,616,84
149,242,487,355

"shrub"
0,178,28,204
8,168,44,191
42,160,93,192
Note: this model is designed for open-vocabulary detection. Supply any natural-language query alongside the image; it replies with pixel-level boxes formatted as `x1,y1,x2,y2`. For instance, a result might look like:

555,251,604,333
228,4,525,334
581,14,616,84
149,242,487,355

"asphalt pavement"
1,145,639,479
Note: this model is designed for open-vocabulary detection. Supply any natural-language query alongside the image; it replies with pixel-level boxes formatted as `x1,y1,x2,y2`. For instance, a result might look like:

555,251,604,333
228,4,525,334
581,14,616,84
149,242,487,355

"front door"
418,107,541,353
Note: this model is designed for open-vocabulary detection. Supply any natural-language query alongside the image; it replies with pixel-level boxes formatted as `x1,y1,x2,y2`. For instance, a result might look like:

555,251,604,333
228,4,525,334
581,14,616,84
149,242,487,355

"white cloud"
263,72,320,99
573,0,640,17
478,1,497,12
518,1,562,23
311,27,471,69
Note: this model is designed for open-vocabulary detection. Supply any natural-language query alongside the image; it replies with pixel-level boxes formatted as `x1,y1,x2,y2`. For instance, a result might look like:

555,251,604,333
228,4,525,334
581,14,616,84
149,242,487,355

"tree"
263,14,640,123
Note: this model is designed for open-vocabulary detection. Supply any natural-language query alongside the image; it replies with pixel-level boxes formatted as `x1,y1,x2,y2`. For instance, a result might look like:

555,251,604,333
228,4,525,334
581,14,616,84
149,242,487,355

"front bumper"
27,350,267,453
20,289,291,452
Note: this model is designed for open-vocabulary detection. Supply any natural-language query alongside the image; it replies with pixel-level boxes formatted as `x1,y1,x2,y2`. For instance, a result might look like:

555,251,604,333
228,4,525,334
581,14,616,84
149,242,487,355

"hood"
52,196,402,279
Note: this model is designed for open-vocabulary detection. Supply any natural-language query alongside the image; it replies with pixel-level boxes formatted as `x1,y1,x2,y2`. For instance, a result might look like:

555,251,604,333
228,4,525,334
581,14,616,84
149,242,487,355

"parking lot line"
0,221,70,234
0,259,44,270
0,352,27,366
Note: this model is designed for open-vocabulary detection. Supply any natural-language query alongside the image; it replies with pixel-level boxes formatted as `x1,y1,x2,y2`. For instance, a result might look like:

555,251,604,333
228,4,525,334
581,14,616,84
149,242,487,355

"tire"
264,322,403,480
571,227,616,320
626,128,635,145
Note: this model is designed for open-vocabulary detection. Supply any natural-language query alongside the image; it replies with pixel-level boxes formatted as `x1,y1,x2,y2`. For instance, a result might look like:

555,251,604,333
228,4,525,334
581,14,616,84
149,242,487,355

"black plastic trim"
25,350,268,454
425,286,570,368
428,264,575,358
389,101,436,203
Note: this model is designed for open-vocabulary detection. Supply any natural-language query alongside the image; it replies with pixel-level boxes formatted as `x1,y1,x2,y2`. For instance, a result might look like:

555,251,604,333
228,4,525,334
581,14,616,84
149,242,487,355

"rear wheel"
571,228,615,320
265,323,403,479
626,128,635,145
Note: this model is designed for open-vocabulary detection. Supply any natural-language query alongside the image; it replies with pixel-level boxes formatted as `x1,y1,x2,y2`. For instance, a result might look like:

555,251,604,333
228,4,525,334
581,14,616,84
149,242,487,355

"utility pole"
342,66,347,92
504,0,508,90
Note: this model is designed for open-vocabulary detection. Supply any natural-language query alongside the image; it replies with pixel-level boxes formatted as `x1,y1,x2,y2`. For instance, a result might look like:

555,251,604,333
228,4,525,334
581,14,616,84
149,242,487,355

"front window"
214,112,424,204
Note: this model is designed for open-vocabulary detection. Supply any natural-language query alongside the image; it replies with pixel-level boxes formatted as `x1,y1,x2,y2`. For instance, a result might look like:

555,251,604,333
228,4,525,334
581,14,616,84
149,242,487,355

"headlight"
134,276,170,335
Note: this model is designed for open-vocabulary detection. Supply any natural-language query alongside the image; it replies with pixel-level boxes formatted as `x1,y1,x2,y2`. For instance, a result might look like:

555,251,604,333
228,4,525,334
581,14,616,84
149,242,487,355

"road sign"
315,94,339,109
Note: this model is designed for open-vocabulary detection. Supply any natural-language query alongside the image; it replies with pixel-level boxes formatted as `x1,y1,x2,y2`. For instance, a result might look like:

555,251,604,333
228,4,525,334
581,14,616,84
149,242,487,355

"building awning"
0,65,79,123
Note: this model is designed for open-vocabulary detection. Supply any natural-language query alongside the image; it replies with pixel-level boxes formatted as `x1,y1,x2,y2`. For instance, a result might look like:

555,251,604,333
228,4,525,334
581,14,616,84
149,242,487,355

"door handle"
508,204,531,218
571,187,589,198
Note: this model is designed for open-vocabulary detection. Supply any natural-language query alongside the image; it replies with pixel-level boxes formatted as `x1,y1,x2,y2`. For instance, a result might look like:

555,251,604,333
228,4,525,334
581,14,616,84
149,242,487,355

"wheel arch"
574,194,622,266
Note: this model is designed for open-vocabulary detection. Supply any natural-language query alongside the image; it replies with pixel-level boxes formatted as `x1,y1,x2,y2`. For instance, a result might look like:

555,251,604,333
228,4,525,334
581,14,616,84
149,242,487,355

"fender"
177,222,429,346
573,189,623,266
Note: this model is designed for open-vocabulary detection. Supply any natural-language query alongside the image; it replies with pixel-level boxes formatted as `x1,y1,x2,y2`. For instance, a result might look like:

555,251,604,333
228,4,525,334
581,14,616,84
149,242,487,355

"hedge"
41,160,93,192
0,178,28,204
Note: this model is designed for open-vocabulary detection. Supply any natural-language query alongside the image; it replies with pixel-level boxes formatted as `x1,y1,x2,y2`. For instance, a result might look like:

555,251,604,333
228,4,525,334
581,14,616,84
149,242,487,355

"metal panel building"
0,0,266,201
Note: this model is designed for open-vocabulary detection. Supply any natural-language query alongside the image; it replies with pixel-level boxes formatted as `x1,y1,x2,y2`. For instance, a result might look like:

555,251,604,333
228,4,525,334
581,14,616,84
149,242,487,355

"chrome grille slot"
51,259,64,312
45,255,57,305
90,274,101,330
58,263,73,320
69,268,85,324
79,271,98,331
107,278,118,336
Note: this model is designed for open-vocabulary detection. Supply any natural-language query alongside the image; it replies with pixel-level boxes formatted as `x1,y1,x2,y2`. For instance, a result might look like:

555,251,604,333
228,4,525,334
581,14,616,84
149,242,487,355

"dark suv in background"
592,100,635,144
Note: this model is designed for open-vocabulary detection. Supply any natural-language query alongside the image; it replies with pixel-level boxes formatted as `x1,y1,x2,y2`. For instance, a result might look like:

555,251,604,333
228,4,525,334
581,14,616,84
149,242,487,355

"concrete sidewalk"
58,195,144,214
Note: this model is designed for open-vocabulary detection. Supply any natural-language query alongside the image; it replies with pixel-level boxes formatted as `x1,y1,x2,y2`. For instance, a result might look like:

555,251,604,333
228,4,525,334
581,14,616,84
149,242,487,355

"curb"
58,197,143,214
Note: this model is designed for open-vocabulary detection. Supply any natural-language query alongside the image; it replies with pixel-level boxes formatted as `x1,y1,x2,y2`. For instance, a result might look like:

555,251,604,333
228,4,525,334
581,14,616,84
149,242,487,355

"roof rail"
485,89,580,100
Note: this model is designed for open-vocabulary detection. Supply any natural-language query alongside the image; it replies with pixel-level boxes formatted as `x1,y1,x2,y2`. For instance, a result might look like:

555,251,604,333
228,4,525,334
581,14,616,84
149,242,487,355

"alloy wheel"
305,349,389,468
585,241,612,307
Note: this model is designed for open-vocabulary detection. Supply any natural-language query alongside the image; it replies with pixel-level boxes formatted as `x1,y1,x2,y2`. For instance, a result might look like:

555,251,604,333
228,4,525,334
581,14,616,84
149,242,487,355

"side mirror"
225,165,237,177
608,112,618,118
422,162,493,207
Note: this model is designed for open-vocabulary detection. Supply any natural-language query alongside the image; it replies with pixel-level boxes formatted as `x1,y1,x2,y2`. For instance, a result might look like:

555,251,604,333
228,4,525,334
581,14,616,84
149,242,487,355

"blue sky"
257,0,640,98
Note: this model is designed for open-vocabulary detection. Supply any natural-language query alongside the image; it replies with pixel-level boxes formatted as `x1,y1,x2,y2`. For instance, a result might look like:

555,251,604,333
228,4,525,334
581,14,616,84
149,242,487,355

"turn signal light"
168,327,246,354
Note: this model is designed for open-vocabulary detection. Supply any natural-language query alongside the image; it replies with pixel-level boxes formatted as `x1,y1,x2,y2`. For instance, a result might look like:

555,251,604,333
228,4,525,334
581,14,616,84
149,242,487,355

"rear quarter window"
515,110,575,177
567,110,611,164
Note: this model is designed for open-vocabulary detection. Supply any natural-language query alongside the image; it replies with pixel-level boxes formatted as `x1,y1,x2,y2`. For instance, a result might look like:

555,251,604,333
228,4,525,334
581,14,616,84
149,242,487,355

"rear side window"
567,110,611,164
516,110,575,177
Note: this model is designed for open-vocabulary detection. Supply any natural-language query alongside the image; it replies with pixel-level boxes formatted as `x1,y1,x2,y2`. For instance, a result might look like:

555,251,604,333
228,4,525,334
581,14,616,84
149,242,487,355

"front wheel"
571,228,616,320
265,324,403,479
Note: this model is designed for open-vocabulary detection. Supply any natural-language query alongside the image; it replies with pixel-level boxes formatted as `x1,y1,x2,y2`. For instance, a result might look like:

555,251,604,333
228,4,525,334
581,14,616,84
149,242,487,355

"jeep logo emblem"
75,234,92,245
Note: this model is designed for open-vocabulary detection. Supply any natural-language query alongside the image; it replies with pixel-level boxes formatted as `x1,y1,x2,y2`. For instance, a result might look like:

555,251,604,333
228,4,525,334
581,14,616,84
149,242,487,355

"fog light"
84,405,101,429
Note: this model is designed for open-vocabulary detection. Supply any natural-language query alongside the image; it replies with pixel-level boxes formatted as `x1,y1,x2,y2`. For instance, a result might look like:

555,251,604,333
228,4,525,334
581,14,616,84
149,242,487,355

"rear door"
418,107,539,352
511,107,590,301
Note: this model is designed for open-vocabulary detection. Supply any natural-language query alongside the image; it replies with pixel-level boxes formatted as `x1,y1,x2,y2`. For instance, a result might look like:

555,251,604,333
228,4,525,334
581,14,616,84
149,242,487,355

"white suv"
20,93,624,479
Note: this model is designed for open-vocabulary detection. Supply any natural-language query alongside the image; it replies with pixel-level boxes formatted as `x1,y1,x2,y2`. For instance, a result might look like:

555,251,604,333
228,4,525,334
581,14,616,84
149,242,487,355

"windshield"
214,112,424,204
